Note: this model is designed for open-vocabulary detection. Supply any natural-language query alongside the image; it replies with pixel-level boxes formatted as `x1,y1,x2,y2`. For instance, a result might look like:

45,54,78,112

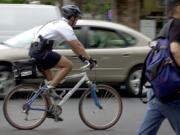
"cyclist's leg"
49,56,73,87
42,56,73,103
42,69,53,81
39,51,72,87
42,56,72,121
36,52,61,106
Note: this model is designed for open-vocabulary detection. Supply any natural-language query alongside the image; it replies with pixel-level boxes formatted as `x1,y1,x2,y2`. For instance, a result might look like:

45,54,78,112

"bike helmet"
62,5,81,19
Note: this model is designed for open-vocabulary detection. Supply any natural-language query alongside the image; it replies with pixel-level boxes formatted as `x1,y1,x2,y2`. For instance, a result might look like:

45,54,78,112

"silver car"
0,20,151,97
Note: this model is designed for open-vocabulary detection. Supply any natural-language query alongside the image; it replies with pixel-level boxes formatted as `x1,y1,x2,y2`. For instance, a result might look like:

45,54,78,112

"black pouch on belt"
29,42,40,57
38,35,54,51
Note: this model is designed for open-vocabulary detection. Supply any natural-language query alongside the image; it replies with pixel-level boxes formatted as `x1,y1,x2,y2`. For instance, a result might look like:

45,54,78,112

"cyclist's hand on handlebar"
89,58,97,70
78,55,87,63
78,55,97,70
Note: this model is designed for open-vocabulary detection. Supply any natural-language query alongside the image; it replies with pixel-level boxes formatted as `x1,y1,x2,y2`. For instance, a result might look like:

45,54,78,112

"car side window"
120,32,137,46
53,27,81,49
87,27,136,48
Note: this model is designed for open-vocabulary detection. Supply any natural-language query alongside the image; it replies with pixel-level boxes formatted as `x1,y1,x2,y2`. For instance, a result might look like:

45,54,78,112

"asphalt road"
0,98,175,135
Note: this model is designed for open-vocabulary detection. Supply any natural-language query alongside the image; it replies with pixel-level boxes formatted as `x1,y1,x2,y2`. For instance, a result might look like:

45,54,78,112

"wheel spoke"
79,84,123,130
3,84,47,130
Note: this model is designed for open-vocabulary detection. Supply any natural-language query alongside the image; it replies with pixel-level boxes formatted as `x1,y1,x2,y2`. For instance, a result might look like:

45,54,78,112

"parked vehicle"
0,4,61,41
0,20,151,97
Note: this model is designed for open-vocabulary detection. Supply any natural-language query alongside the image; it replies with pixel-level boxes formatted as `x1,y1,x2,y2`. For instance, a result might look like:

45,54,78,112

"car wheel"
0,66,15,98
126,66,142,96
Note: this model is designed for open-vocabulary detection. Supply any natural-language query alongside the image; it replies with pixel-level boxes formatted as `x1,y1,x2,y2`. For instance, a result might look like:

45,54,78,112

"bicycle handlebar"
80,60,98,71
80,60,90,70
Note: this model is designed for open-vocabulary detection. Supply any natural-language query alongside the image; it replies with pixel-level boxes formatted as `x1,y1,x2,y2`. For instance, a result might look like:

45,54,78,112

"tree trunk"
72,0,82,9
57,0,63,6
112,0,140,30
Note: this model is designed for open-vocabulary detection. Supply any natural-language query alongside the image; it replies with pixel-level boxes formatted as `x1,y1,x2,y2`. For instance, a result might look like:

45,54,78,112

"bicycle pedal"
54,115,63,122
46,113,63,122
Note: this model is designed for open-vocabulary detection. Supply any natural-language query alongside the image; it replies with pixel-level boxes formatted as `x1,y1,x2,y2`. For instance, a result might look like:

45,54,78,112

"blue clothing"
137,89,180,135
137,17,180,135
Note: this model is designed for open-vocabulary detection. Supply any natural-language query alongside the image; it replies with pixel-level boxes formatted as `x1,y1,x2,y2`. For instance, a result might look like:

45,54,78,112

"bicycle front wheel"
3,84,48,130
79,84,123,130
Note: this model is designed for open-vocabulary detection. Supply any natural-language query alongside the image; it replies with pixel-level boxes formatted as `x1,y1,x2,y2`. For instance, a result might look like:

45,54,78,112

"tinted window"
74,27,81,40
87,27,136,48
120,32,136,46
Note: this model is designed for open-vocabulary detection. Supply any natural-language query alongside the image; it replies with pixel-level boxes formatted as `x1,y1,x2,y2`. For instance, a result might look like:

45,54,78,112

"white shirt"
36,17,77,45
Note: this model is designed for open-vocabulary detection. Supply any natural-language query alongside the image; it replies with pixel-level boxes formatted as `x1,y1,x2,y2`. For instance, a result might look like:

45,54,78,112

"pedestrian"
29,5,96,121
137,0,180,135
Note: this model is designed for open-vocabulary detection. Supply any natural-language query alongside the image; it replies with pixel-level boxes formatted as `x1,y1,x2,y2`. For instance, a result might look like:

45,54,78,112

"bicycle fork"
86,81,103,109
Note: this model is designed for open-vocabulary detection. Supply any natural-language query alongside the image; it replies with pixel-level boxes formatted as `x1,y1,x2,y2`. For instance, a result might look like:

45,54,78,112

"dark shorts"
34,51,61,70
37,51,61,70
29,41,61,70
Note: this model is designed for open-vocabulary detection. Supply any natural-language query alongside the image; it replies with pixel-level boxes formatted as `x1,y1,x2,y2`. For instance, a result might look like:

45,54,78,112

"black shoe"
46,112,63,121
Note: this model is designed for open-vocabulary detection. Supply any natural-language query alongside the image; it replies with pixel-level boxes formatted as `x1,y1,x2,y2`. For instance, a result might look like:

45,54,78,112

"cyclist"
29,5,96,121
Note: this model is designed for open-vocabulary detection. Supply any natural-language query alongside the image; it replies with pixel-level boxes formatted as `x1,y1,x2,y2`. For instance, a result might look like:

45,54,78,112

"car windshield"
2,26,41,49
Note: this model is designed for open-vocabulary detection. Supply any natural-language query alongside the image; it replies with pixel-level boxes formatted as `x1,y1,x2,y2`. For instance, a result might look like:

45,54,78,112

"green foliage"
0,0,56,4
40,0,57,5
0,0,26,3
82,0,111,15
0,0,111,16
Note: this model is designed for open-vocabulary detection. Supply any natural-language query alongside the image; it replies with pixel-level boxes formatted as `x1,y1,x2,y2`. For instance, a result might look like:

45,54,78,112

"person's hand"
78,55,87,63
88,58,97,70
78,55,97,70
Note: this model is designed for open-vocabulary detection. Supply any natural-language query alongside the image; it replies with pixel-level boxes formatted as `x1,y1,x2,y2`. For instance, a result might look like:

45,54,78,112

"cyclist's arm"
170,42,180,66
67,39,91,60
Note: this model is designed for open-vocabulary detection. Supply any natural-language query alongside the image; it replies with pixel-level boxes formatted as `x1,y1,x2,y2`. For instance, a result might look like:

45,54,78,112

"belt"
38,35,54,45
33,35,54,45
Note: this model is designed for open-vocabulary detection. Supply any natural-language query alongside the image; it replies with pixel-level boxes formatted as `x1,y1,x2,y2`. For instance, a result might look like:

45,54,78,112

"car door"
84,27,138,83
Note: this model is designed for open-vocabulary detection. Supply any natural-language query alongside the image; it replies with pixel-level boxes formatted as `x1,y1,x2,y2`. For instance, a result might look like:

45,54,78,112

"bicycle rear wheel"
79,84,123,130
3,84,48,130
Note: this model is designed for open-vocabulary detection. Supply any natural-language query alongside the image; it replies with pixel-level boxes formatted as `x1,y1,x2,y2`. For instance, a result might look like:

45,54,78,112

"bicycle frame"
24,71,98,112
58,72,90,106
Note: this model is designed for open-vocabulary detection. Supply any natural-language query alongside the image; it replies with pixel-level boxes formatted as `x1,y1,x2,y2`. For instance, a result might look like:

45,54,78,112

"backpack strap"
156,18,174,39
33,19,57,42
138,49,153,103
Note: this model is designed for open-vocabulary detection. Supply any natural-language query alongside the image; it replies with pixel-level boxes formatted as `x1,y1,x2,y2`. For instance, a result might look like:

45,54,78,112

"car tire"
126,66,142,96
0,66,15,98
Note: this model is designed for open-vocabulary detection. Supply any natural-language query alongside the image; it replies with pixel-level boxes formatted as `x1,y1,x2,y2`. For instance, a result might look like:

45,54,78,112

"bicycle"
3,60,123,130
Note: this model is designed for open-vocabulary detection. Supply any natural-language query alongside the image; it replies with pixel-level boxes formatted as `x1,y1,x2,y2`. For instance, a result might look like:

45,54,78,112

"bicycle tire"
3,84,48,130
79,84,123,130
